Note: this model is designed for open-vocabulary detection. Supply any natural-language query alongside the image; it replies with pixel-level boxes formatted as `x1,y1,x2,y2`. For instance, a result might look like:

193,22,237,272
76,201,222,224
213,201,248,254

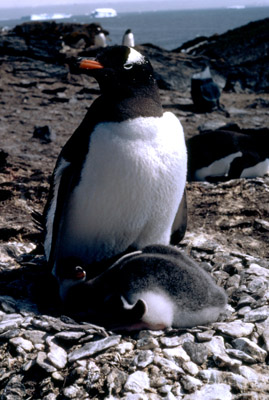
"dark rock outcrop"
174,18,269,92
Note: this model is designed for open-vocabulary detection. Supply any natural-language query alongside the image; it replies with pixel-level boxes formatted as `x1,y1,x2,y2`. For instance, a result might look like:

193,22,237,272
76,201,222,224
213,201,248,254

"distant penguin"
187,126,269,182
122,29,135,47
94,26,107,47
43,46,187,293
191,67,221,112
62,245,227,331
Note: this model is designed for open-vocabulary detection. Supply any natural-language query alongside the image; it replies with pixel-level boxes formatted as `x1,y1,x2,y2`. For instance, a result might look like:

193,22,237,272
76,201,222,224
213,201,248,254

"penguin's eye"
124,63,133,70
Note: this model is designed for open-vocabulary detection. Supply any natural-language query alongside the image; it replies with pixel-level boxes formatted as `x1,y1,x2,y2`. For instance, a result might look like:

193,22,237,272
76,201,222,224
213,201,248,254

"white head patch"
126,48,145,65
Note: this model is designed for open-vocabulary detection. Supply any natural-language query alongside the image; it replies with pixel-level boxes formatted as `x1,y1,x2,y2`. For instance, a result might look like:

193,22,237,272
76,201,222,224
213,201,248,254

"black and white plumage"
62,245,227,331
93,26,107,48
187,127,269,182
191,67,221,112
43,46,187,290
122,29,135,47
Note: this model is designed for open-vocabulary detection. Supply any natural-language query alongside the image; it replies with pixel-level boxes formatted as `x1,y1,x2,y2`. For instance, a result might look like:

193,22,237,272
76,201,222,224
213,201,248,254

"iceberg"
227,5,246,9
30,13,72,21
90,8,117,18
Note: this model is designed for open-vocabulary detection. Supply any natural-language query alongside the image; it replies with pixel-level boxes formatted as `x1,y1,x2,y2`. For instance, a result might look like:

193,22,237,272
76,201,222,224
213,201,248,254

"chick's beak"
79,59,104,70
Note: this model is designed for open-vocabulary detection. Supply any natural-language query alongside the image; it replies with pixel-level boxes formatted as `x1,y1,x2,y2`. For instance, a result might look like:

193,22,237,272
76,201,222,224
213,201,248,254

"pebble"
9,337,34,353
183,342,209,365
68,335,121,363
199,370,249,391
154,355,184,373
47,342,68,369
182,360,199,376
54,331,85,341
226,349,256,364
196,330,215,342
243,306,269,322
159,336,183,347
133,350,154,368
213,320,255,337
62,384,83,399
232,338,267,362
124,371,150,393
22,330,47,344
36,351,57,373
180,374,203,392
183,383,232,400
136,336,159,350
162,346,190,363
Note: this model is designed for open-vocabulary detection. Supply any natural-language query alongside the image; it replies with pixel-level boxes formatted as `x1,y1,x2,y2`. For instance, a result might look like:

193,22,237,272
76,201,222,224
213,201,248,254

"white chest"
64,112,187,261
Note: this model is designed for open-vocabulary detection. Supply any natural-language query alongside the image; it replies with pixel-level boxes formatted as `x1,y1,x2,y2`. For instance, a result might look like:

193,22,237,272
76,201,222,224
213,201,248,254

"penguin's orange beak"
79,59,104,70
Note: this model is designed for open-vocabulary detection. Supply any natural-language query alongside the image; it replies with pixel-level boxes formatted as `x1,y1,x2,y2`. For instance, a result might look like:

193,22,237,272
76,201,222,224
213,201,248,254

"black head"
78,45,155,93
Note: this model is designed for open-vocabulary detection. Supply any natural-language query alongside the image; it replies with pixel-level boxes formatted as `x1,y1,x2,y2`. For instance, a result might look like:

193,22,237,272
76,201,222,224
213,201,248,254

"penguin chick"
122,29,135,47
43,46,187,290
63,245,227,331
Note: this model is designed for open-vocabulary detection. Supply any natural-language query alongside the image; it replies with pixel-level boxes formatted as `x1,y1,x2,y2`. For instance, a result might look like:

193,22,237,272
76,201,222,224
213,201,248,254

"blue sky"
1,0,269,8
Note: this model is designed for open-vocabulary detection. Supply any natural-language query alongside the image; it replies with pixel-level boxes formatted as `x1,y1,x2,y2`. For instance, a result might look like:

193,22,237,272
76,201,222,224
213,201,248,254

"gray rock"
247,263,269,278
150,375,167,388
106,368,128,395
54,331,85,341
22,330,47,344
0,329,20,340
213,352,242,368
247,276,268,294
183,383,232,400
32,318,52,332
133,350,154,368
237,295,256,307
182,360,199,376
85,360,100,385
68,335,121,363
238,365,269,391
9,337,34,353
63,384,85,399
204,335,226,356
196,329,215,342
0,319,23,333
124,371,150,393
160,336,183,347
232,338,267,362
183,342,209,365
226,349,256,364
180,374,203,392
213,320,255,338
243,306,269,322
163,346,190,363
122,394,150,400
199,370,249,391
116,342,134,354
136,336,159,350
154,355,184,373
1,375,25,400
36,352,57,373
47,342,68,369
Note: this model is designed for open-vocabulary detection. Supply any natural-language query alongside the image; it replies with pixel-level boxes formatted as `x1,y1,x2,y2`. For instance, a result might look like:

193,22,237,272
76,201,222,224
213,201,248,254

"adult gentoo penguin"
187,126,269,182
122,29,135,47
43,46,187,290
62,245,227,331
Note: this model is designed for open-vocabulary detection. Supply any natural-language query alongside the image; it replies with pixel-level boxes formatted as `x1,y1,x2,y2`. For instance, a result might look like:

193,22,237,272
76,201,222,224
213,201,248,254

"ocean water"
1,6,269,50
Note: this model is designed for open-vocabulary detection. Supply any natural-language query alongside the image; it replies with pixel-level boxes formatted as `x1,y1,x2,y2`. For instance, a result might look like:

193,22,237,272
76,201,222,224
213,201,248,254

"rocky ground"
0,20,269,399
